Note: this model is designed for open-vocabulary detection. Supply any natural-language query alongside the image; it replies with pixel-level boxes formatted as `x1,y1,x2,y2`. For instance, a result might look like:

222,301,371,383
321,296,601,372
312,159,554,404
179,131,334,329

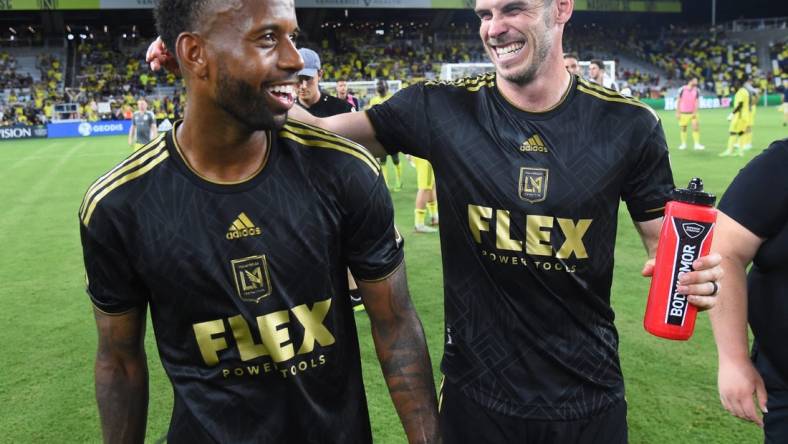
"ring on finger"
710,281,719,295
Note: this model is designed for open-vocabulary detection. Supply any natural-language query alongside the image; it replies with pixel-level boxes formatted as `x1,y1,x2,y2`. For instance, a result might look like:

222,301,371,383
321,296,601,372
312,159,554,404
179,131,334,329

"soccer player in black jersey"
84,1,439,443
149,0,723,442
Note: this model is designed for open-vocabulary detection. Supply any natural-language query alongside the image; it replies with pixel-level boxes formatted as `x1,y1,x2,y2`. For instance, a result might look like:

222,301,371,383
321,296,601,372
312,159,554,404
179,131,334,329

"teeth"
268,85,295,95
495,42,524,56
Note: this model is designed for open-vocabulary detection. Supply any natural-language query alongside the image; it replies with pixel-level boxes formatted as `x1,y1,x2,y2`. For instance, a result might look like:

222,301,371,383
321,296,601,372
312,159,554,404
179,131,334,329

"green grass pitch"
0,106,783,442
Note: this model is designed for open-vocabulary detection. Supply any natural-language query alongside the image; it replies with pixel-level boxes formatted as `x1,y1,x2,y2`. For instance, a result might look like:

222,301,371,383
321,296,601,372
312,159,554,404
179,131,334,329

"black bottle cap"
671,178,716,206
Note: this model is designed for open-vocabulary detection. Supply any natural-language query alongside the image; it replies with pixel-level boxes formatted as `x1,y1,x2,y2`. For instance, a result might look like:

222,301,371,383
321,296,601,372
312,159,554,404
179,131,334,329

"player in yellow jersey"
741,85,758,151
366,78,402,191
721,78,751,157
410,155,438,233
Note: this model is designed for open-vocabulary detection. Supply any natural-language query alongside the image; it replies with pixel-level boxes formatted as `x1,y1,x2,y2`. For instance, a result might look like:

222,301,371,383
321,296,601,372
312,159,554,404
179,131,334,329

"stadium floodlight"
67,34,74,41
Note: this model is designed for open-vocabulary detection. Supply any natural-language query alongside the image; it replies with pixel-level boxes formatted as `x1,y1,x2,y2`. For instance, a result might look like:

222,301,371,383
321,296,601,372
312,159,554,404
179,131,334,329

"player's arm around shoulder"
93,305,149,443
357,264,441,444
288,104,387,157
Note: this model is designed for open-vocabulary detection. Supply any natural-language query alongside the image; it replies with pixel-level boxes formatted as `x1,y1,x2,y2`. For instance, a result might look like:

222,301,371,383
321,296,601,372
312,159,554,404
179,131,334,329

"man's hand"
718,357,768,427
145,37,179,74
641,252,722,311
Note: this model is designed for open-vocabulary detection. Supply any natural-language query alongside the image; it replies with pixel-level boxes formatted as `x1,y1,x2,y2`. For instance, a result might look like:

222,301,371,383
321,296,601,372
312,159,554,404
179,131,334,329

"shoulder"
79,133,170,227
576,77,659,123
278,119,380,176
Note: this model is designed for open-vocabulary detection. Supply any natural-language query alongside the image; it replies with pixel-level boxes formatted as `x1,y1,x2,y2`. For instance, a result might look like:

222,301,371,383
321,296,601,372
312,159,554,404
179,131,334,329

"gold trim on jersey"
81,145,170,226
438,375,445,413
577,78,659,120
171,123,272,185
355,258,404,283
283,119,379,167
644,206,666,214
424,72,496,92
280,121,380,175
91,301,139,317
79,134,166,217
498,74,575,114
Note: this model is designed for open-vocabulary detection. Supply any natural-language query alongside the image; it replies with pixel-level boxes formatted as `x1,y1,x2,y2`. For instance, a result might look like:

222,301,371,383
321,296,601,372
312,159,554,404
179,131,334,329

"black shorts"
439,379,627,444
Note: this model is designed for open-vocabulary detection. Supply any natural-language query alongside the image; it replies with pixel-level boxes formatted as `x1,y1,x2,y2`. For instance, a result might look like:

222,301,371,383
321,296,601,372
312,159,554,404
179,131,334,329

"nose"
486,13,508,39
279,38,303,74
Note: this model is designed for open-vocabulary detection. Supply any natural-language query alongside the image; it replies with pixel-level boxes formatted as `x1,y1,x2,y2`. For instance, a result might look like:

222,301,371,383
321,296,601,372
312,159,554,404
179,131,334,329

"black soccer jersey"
79,120,403,443
298,92,355,117
367,73,674,420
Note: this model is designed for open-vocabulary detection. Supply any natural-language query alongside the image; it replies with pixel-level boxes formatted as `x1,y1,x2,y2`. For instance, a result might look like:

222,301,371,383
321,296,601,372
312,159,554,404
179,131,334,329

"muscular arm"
288,105,388,157
128,124,135,146
357,264,440,444
708,210,767,426
93,306,149,443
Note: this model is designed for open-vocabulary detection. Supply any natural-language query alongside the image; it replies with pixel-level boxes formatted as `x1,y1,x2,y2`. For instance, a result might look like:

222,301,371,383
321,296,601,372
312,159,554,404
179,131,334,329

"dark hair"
154,0,214,58
590,59,605,70
563,53,578,60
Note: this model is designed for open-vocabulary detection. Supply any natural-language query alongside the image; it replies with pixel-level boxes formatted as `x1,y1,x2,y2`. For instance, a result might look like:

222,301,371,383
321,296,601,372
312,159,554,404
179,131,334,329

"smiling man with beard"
80,1,439,443
148,0,723,442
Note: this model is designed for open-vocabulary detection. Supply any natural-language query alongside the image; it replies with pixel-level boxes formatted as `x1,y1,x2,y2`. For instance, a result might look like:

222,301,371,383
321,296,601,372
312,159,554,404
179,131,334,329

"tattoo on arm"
93,306,149,444
359,264,440,444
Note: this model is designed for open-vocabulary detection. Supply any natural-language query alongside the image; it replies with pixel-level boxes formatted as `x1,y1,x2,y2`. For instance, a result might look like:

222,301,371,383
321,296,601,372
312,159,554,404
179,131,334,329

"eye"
259,33,276,47
476,11,492,20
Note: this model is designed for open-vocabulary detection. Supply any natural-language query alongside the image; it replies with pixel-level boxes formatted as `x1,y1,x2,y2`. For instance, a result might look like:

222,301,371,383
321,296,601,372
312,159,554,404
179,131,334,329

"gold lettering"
526,215,553,256
495,210,523,251
193,319,228,366
247,365,260,375
228,315,269,361
292,299,335,355
555,218,592,259
524,176,543,193
468,205,492,243
256,310,295,363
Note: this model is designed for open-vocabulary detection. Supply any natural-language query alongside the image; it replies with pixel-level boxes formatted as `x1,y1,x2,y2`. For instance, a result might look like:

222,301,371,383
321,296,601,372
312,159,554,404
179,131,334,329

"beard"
492,8,555,86
215,64,285,131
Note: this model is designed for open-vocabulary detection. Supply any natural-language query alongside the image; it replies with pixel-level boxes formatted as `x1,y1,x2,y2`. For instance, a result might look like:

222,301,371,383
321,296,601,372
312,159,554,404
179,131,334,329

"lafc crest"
231,255,272,303
518,167,549,203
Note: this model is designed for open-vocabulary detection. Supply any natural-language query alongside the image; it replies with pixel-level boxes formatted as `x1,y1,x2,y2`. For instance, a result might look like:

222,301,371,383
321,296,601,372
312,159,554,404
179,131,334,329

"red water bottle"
644,178,717,340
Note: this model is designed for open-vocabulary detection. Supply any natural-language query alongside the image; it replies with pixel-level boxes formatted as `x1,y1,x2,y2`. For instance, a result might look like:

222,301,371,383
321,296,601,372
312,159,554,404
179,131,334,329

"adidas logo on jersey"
226,212,262,240
519,134,549,153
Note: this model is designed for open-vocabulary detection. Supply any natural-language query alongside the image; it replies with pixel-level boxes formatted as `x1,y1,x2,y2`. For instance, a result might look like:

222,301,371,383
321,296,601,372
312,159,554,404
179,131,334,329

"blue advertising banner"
47,120,132,138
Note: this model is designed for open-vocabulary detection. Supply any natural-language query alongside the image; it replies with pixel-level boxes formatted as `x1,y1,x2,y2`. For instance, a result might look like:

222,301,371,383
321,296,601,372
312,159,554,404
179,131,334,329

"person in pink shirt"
675,77,705,150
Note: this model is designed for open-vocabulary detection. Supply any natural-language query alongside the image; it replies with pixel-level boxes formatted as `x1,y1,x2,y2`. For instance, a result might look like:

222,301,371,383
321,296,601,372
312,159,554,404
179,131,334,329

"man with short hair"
128,98,157,150
675,77,705,150
93,2,439,443
588,59,618,91
295,48,354,117
563,52,580,76
336,78,360,111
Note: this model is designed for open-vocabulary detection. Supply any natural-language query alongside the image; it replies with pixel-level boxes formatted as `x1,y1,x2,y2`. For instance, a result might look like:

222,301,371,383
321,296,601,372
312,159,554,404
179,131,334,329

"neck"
496,53,572,112
177,93,269,183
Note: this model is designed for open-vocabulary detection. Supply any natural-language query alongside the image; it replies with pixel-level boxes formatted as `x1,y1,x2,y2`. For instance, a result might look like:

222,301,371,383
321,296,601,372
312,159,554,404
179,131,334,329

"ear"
554,0,574,25
175,32,210,80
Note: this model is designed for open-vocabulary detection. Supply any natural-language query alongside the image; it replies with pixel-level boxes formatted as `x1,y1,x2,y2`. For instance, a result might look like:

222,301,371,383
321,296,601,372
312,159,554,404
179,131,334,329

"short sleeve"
80,206,147,314
622,120,675,221
719,139,788,238
342,173,405,282
366,83,431,159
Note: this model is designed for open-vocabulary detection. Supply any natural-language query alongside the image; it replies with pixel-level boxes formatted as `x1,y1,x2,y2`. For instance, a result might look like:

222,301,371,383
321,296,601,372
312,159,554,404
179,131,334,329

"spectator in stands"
563,53,580,76
336,78,359,111
295,48,354,117
588,59,618,91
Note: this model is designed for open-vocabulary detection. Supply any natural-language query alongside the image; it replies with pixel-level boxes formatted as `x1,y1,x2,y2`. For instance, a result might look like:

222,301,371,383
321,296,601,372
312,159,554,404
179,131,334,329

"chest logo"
231,255,272,303
518,167,549,203
519,134,549,153
226,212,262,240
